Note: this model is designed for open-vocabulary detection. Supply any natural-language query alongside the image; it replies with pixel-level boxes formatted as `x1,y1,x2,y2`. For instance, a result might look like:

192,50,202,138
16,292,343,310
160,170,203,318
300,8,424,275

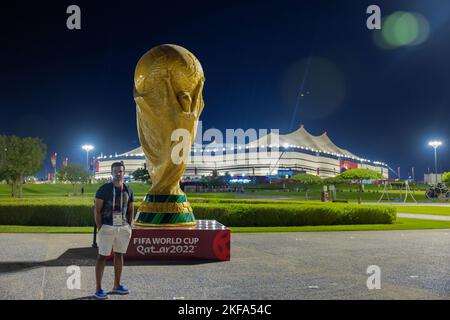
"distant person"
81,186,84,196
93,162,134,299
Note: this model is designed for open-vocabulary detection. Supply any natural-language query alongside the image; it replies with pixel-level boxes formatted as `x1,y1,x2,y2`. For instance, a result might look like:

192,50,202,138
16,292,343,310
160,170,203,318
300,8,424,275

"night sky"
1,0,449,179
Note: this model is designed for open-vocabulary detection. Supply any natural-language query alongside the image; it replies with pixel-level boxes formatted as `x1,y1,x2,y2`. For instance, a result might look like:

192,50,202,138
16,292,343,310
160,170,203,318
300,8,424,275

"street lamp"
81,144,94,170
428,140,442,184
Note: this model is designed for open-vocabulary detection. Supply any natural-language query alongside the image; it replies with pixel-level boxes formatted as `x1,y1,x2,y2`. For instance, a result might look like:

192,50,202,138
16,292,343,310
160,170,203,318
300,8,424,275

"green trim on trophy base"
135,194,196,228
143,194,187,203
135,211,195,224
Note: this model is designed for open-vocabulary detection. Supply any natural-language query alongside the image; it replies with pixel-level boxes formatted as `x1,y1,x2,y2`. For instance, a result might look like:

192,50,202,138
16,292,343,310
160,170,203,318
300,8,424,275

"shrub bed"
0,199,396,227
192,203,395,226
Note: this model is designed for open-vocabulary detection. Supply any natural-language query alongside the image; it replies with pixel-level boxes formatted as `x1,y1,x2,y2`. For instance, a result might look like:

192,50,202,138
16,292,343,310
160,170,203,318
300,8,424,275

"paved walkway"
364,202,450,207
0,230,449,300
397,213,450,221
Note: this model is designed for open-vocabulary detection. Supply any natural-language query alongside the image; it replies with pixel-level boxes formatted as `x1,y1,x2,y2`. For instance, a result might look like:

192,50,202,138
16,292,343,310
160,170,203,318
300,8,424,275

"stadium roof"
119,125,358,159
248,124,357,158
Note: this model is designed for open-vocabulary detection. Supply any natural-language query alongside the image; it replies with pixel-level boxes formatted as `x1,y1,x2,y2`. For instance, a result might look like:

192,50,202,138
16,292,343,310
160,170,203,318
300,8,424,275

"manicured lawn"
231,218,450,232
0,183,429,202
1,218,450,234
3,196,445,210
0,183,152,197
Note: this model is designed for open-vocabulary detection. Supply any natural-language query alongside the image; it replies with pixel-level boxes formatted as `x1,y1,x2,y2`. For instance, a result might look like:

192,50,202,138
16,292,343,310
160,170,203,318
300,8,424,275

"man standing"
94,161,134,299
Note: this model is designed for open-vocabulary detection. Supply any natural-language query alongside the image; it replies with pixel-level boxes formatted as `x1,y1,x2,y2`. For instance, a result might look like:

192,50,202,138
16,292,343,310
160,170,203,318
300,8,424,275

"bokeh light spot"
374,11,430,49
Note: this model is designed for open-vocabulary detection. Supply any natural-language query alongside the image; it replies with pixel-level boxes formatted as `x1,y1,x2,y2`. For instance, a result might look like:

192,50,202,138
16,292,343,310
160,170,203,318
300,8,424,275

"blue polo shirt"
95,182,134,226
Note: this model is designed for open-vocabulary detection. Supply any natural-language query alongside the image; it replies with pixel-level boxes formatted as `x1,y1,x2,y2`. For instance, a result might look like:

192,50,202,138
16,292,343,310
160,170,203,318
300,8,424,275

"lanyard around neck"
112,185,123,212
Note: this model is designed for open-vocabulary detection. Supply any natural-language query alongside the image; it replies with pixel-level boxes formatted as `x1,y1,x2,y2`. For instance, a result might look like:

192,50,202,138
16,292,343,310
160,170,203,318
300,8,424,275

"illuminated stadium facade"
94,125,389,180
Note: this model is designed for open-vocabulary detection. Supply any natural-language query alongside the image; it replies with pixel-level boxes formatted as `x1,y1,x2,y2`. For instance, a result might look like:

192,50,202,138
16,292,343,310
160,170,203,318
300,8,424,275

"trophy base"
133,221,197,228
108,220,230,261
134,194,196,226
133,212,196,226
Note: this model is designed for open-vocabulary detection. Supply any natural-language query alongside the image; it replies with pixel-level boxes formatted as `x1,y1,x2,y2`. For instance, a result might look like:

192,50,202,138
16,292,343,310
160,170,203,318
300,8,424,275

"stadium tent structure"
95,125,388,180
249,125,357,158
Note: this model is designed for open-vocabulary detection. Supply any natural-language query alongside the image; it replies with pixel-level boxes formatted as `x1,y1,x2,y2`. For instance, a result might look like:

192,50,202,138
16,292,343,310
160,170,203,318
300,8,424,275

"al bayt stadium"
94,125,388,181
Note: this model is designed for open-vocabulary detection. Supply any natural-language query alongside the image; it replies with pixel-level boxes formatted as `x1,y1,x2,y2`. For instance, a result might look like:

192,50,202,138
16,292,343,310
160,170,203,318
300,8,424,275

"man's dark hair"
111,161,125,172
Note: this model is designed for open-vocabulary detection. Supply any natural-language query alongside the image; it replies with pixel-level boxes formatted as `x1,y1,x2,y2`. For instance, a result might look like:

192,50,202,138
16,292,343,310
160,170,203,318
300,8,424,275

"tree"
0,136,7,181
201,172,227,188
442,172,450,185
95,178,110,185
56,164,90,194
323,175,347,199
340,168,383,203
291,173,322,200
132,167,151,183
323,175,347,186
0,135,47,198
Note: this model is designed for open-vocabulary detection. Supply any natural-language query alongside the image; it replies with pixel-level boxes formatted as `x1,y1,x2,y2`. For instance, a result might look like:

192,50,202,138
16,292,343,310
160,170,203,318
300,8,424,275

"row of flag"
50,152,97,171
50,153,68,168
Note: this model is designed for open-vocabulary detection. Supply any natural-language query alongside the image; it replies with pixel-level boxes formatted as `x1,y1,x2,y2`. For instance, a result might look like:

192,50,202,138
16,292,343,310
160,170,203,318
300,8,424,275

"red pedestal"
109,220,230,261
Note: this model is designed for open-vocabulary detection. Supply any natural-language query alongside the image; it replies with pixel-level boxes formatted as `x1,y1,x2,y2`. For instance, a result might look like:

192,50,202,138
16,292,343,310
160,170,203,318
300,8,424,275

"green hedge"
192,203,396,226
0,200,396,227
0,204,94,226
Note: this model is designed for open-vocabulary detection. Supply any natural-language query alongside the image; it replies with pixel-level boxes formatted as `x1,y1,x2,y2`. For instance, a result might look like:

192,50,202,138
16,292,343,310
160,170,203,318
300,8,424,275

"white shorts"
98,224,132,256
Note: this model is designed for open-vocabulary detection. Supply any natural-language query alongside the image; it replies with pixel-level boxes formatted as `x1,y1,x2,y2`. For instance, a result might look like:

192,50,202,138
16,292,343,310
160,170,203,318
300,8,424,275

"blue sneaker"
94,289,108,299
112,284,129,295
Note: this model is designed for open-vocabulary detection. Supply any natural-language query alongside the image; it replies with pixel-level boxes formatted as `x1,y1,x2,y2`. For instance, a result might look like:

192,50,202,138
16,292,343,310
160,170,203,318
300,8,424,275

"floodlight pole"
433,147,438,184
428,141,442,185
82,145,94,171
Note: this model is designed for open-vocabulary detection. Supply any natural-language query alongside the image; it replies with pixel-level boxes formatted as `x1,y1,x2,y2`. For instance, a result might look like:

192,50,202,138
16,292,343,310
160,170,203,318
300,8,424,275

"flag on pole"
89,157,95,171
50,153,57,168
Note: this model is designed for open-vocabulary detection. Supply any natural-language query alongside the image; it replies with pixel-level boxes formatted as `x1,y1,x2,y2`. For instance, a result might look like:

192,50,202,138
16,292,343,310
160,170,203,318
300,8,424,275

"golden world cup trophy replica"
133,44,205,227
